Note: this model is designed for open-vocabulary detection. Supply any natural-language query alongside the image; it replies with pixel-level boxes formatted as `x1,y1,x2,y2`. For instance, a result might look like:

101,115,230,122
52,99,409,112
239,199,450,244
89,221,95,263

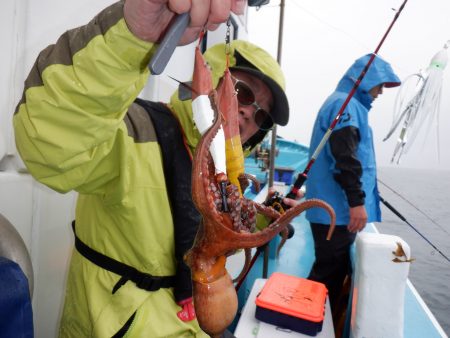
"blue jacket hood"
336,53,401,109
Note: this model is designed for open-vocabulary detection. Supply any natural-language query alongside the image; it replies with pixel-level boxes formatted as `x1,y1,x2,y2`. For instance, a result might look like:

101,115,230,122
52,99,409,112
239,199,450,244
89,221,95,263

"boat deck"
232,139,447,337
228,188,446,337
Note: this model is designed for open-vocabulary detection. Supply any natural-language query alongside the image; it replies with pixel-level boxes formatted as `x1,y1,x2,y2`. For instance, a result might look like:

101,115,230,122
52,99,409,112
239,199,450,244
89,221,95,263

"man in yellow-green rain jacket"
13,1,292,337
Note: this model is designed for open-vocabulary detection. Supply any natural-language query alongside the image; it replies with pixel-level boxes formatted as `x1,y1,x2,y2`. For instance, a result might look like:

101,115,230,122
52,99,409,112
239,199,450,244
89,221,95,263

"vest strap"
72,221,175,292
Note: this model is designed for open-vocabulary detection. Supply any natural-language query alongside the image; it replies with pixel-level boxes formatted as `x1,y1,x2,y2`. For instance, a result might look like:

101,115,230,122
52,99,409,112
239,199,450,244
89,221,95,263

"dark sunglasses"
233,79,274,131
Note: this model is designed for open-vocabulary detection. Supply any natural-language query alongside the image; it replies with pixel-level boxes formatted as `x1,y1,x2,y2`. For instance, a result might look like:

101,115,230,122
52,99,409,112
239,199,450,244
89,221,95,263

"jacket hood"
336,53,401,109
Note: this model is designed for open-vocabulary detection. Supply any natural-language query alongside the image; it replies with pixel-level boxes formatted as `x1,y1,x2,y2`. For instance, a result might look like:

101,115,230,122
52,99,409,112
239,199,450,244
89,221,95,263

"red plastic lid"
255,272,328,322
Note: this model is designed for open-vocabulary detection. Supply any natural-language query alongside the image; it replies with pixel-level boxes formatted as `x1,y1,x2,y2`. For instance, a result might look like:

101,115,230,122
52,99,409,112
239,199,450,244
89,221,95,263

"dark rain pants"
308,223,356,315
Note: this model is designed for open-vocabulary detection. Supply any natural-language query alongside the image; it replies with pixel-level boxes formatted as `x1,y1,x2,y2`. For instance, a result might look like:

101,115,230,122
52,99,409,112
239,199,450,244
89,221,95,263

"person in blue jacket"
305,54,401,320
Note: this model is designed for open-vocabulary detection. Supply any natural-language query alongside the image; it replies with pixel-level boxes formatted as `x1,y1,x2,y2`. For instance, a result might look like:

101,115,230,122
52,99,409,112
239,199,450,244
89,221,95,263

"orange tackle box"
255,272,328,336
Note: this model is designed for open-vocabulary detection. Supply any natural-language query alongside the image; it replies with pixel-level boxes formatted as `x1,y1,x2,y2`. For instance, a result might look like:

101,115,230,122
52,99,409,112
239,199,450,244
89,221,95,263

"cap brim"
384,81,401,88
230,66,289,126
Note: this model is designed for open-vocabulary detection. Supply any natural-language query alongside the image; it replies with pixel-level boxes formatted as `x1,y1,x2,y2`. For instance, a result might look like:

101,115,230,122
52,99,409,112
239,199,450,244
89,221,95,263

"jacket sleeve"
329,126,366,207
13,1,154,194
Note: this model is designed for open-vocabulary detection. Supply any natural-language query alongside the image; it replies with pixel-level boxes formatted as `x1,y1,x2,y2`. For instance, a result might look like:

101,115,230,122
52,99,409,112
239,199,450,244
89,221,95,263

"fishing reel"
264,175,305,214
264,191,287,213
264,173,307,239
264,191,295,239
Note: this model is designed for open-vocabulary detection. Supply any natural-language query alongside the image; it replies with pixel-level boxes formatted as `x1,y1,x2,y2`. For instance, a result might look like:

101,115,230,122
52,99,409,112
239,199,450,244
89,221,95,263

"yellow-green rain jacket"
13,2,286,337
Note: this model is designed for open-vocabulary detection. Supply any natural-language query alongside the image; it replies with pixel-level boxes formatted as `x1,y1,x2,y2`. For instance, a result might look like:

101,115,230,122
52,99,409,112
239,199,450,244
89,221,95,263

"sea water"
376,167,450,336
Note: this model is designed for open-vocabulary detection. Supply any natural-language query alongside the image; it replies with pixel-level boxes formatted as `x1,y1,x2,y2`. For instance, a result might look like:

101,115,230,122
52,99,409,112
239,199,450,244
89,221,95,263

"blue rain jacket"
306,54,400,225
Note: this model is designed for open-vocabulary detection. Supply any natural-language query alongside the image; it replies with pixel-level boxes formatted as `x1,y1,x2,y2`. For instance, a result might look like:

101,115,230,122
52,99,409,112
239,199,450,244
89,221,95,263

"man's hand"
282,189,304,208
266,187,304,210
124,0,246,44
348,205,367,233
176,297,196,322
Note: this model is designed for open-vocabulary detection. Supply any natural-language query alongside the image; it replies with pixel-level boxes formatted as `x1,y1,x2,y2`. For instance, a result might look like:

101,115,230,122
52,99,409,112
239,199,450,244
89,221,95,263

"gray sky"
248,0,450,170
5,0,449,171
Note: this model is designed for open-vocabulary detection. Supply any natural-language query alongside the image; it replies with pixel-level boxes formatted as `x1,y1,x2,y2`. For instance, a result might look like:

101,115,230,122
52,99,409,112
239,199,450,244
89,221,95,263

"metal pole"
276,0,285,65
267,0,285,189
263,0,285,279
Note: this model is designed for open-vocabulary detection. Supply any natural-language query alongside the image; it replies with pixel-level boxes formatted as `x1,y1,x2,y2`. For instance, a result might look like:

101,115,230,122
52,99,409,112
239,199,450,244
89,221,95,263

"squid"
192,40,227,175
216,63,245,195
185,46,336,338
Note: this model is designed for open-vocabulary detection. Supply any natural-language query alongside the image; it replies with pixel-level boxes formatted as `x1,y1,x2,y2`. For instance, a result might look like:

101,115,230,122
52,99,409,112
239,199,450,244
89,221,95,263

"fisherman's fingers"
201,0,245,32
124,0,245,44
124,0,174,43
349,218,367,233
231,0,246,15
173,0,245,44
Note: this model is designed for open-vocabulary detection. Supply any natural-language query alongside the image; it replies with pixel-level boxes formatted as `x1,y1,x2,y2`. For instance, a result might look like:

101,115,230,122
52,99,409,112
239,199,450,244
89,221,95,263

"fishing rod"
378,178,450,236
235,244,267,291
379,195,450,263
267,0,409,209
238,0,410,291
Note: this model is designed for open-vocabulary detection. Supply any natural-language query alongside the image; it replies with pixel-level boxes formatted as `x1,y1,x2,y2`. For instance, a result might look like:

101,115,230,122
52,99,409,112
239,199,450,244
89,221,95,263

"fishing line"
290,0,370,52
278,0,410,202
379,195,450,263
378,178,450,237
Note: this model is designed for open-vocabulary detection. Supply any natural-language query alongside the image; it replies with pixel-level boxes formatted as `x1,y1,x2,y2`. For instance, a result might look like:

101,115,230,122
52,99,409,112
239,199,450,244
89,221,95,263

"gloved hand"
176,297,196,322
123,0,246,44
174,261,196,321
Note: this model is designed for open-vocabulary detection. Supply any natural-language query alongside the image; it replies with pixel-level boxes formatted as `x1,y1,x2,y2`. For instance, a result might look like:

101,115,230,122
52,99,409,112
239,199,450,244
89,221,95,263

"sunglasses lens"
235,82,255,105
254,109,274,131
234,79,274,131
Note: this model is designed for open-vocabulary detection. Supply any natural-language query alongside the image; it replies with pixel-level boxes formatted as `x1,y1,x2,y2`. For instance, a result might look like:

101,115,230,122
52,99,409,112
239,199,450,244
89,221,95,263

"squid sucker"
185,88,336,337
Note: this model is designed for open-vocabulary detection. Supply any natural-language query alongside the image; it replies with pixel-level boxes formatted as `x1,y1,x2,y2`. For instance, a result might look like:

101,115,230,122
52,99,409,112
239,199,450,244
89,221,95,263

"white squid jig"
384,41,449,163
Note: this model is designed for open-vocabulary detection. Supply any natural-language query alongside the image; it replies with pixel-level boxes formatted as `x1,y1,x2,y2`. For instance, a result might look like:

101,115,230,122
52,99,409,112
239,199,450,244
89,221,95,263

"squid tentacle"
232,248,252,284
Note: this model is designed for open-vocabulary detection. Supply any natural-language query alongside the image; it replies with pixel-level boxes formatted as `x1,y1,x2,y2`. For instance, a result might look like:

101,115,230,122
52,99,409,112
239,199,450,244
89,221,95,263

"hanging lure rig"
383,40,449,164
